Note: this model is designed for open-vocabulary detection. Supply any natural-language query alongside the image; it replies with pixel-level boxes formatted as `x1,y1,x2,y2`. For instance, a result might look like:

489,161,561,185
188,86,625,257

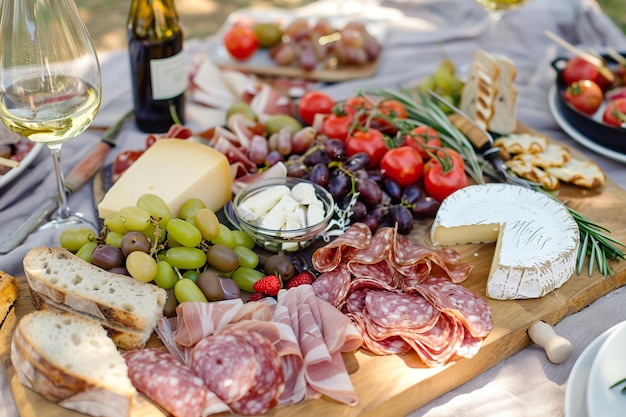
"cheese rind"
430,183,579,300
98,139,232,219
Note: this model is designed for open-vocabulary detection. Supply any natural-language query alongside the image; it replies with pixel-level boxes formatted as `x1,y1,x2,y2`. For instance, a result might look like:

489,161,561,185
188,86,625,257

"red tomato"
321,113,354,141
561,57,613,90
602,98,626,127
377,99,408,119
563,79,603,115
423,149,467,202
402,126,442,159
345,128,388,168
298,91,335,126
345,96,374,115
380,146,424,187
223,26,259,61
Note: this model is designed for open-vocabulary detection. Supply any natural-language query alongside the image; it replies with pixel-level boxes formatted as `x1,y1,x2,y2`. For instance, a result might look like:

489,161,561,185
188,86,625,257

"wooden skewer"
605,46,626,66
0,155,19,168
544,30,615,82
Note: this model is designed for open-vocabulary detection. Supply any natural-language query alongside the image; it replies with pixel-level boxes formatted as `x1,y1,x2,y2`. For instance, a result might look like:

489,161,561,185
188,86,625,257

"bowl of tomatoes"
552,53,626,154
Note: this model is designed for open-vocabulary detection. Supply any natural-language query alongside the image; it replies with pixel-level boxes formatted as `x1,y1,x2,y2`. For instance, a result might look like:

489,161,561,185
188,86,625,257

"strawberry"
253,275,282,296
285,271,315,289
246,292,268,302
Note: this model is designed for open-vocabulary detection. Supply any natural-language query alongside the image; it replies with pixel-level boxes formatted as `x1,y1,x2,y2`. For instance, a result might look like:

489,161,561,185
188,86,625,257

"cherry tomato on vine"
380,146,424,187
377,99,408,119
563,79,603,115
345,128,388,168
561,56,612,91
298,91,335,126
321,113,354,141
423,149,467,202
403,126,442,159
602,98,626,127
345,96,374,115
223,26,259,61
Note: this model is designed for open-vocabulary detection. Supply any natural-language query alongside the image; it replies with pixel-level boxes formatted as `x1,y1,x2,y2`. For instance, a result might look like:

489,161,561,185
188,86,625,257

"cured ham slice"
173,300,244,347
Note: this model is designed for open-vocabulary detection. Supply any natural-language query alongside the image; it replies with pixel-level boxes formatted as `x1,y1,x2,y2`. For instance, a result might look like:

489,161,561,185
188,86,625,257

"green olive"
264,114,301,135
252,22,284,48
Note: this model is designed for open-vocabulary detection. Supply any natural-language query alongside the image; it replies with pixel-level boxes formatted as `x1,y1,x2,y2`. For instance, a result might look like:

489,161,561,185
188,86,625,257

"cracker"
494,133,548,154
545,158,605,189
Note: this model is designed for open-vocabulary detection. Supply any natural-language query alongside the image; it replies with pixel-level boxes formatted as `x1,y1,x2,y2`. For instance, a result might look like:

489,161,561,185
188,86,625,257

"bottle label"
150,51,187,100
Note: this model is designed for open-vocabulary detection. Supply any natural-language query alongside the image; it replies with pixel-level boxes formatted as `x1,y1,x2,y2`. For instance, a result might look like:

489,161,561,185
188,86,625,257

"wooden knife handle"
448,114,492,151
65,141,112,194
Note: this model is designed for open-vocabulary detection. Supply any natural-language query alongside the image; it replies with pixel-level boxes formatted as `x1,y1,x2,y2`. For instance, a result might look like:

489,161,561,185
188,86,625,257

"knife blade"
0,111,133,254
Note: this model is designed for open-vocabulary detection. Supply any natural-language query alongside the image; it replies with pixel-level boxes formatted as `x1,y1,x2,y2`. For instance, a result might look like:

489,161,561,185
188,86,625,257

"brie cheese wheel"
430,183,579,300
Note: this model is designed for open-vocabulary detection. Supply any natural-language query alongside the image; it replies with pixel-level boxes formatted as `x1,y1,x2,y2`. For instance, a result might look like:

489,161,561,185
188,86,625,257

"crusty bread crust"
30,290,152,350
0,271,19,325
23,247,166,332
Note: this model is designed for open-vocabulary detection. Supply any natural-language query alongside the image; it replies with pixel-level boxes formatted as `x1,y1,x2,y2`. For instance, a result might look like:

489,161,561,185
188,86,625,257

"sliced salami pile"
311,223,493,366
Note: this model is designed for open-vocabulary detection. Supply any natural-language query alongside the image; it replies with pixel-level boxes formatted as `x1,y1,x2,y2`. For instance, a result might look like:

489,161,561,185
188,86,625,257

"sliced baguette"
489,54,518,134
23,246,166,332
30,289,153,350
11,309,137,417
0,271,19,326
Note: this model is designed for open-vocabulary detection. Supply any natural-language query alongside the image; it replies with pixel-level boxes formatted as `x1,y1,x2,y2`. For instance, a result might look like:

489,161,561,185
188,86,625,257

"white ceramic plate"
586,321,626,417
548,85,626,164
0,142,43,190
565,324,621,417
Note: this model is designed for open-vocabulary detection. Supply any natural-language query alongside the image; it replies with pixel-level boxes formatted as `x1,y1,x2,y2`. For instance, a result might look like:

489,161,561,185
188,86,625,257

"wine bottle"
127,0,186,133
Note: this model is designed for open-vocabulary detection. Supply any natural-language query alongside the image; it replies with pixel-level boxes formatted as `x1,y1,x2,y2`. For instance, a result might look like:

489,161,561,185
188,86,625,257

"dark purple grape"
401,184,423,205
91,245,124,270
328,172,350,200
412,196,440,217
370,205,389,222
344,152,370,172
354,168,369,180
366,168,382,183
324,139,347,161
265,150,284,166
349,200,368,221
298,40,318,71
356,178,382,208
303,148,329,167
361,214,379,233
309,163,330,187
286,160,307,178
121,231,151,257
389,204,413,235
382,177,402,201
108,266,130,276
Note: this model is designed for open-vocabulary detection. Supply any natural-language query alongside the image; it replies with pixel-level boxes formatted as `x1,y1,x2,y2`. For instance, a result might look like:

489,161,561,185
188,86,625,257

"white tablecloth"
1,1,626,416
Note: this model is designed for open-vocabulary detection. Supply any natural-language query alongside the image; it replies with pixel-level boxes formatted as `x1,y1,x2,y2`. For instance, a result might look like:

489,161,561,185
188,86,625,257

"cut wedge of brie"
430,183,579,300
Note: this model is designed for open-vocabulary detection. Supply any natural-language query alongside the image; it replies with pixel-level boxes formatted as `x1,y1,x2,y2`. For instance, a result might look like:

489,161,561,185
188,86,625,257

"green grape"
75,241,98,262
433,66,453,95
166,218,202,248
232,230,255,249
59,227,97,252
164,247,207,269
174,278,208,303
137,193,172,228
231,266,265,292
193,208,220,241
104,231,124,248
439,58,456,75
154,260,178,290
418,74,436,94
211,224,236,248
233,245,259,269
117,206,152,231
177,198,206,219
104,212,128,234
126,251,158,283
156,251,168,262
183,270,200,282
141,223,166,244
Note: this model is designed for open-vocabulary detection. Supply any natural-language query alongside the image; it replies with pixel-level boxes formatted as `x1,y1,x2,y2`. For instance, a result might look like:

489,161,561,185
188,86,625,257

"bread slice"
23,246,166,333
489,54,518,134
0,271,19,326
460,50,499,131
10,309,137,417
30,290,153,350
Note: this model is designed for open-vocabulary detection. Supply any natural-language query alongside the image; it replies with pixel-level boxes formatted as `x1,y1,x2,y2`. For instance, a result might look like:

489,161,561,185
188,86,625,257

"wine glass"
474,0,529,48
0,0,101,229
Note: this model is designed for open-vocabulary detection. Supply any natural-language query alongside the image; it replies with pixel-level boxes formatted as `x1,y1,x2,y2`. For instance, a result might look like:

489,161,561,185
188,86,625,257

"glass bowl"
230,177,335,252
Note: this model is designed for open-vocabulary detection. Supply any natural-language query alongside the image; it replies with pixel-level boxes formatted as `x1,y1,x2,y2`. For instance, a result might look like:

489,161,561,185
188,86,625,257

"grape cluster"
282,138,440,235
59,194,282,315
417,58,464,112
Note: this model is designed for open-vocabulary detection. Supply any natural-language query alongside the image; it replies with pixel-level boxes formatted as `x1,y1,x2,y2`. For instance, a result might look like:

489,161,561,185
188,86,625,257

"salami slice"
311,263,351,307
363,290,439,332
348,260,401,290
348,227,393,265
124,348,210,417
312,223,371,272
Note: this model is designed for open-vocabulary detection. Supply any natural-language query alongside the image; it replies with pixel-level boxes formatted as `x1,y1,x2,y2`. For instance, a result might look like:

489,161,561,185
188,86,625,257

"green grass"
597,0,626,34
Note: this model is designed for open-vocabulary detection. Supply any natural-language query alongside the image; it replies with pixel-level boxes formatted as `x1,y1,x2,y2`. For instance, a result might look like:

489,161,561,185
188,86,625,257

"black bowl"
551,54,626,154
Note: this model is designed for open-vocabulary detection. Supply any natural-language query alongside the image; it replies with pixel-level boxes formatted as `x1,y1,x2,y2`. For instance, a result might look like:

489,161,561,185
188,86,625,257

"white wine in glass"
0,0,102,228
475,0,529,20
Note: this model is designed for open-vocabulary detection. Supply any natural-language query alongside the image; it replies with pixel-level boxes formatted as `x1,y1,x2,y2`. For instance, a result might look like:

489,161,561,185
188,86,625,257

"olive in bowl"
232,177,334,252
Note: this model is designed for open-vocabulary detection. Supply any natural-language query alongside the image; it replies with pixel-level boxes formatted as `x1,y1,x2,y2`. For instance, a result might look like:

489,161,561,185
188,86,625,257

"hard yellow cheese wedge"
98,139,232,219
430,183,579,300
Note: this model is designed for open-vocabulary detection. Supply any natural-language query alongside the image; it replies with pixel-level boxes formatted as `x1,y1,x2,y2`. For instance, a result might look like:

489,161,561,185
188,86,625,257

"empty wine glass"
0,0,102,229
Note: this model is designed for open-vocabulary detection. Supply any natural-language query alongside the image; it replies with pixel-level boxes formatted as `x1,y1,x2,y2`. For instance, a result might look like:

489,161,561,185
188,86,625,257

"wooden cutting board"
2,134,626,417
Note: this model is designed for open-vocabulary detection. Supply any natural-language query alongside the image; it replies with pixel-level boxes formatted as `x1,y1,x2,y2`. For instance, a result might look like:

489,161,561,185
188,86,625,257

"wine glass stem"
48,144,70,220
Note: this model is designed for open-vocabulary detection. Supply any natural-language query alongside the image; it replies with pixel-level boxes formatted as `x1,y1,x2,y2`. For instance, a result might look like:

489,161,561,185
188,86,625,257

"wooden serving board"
2,135,626,417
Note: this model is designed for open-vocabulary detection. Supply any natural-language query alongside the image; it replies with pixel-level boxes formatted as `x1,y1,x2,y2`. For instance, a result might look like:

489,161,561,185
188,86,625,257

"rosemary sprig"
367,86,626,277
